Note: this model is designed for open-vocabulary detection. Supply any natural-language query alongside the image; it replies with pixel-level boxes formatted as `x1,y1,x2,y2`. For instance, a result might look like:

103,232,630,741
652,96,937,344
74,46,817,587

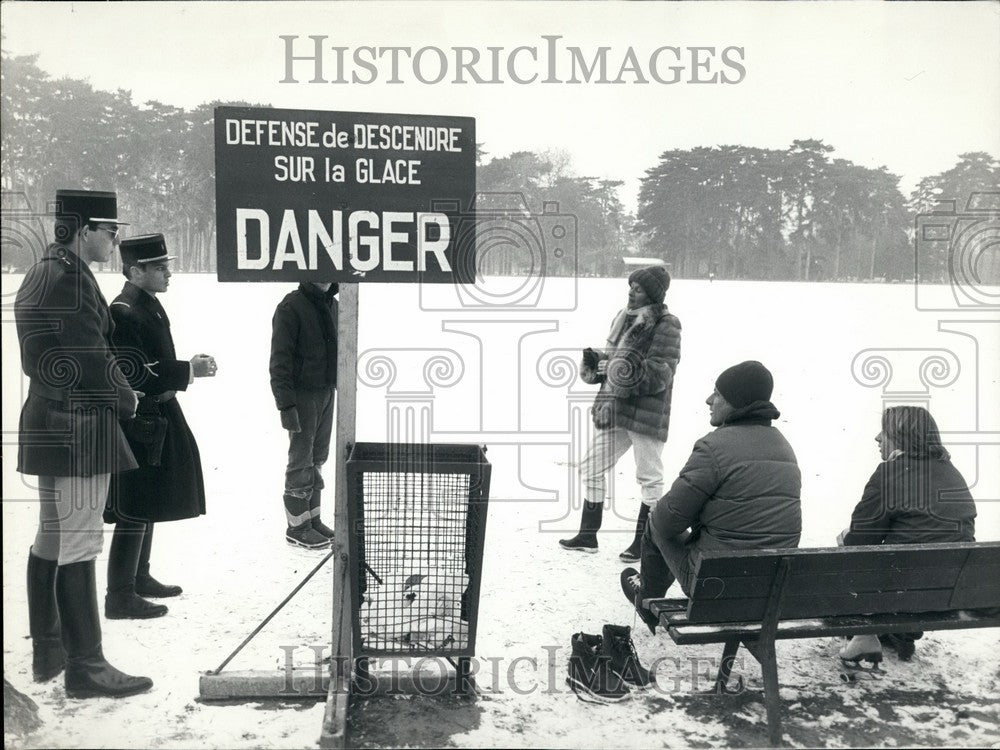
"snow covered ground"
3,274,999,748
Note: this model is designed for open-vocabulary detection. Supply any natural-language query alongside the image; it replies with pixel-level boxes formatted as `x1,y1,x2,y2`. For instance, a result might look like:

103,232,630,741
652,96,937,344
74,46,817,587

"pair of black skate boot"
566,624,654,703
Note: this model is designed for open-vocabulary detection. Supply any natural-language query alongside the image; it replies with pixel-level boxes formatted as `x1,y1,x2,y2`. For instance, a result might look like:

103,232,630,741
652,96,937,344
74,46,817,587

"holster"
123,404,169,467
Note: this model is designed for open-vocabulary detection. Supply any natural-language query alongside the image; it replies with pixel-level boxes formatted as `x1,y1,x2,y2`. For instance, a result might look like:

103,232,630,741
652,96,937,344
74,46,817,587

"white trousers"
33,473,110,565
579,427,665,509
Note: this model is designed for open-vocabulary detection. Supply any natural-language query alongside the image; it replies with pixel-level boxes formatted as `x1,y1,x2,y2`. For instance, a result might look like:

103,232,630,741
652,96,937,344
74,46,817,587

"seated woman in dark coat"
839,405,976,663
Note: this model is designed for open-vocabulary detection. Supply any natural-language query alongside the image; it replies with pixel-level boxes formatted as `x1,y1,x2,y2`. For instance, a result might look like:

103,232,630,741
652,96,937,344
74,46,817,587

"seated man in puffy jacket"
621,361,803,632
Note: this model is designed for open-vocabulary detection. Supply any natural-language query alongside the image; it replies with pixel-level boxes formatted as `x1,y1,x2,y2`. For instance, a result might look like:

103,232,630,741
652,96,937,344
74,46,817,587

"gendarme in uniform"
104,233,213,620
15,189,152,699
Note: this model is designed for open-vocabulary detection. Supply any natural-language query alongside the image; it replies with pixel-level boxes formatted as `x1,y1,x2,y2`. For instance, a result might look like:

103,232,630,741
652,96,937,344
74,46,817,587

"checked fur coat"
580,303,681,442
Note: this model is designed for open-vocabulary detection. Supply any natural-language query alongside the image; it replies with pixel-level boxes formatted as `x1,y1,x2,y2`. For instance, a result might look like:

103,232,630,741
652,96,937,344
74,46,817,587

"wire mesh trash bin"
346,442,491,686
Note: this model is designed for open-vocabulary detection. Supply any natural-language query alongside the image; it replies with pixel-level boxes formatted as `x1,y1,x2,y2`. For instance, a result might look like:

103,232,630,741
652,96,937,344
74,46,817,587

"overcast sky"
3,1,998,210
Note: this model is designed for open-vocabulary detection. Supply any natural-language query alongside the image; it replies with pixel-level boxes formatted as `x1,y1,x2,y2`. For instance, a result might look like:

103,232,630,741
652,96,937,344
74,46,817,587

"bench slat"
950,580,1000,609
694,545,991,579
950,563,1000,609
964,545,1000,565
663,609,1000,645
685,585,999,623
691,567,964,600
687,589,969,622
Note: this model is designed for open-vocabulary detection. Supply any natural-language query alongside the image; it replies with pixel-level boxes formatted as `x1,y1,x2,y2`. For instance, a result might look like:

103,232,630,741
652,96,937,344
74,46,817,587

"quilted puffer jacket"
651,401,803,552
580,303,681,441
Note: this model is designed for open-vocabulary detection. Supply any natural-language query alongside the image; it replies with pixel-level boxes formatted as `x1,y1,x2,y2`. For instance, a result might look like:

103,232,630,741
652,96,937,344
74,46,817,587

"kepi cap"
119,234,176,266
54,189,129,226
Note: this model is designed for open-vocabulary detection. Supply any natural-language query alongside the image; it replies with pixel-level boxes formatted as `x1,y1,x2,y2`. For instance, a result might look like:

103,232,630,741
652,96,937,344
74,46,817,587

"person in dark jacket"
16,189,151,698
104,234,216,620
270,282,338,549
838,405,976,663
560,266,682,562
621,361,802,632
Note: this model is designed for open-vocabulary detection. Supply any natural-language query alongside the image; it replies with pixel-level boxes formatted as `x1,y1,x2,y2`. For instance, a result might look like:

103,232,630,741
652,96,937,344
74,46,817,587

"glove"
280,406,301,433
591,399,614,430
117,388,141,420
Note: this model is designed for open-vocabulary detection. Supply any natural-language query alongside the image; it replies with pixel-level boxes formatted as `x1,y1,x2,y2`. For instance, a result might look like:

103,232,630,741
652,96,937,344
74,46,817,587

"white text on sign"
235,209,452,273
225,119,462,152
273,157,421,184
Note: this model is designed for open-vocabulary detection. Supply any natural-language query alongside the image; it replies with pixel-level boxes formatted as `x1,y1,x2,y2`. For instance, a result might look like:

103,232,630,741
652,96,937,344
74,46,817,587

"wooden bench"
645,541,1000,746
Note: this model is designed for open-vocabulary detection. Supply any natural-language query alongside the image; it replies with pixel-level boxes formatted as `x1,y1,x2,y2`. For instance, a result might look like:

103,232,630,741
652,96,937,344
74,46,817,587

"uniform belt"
141,391,176,406
28,380,70,404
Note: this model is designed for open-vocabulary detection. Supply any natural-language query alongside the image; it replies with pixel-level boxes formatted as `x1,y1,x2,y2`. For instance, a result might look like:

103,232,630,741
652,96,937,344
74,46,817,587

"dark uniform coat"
104,281,206,523
15,245,138,477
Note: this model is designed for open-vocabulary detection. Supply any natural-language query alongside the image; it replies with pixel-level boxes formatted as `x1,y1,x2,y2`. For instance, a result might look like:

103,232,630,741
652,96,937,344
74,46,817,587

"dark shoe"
134,574,182,598
311,518,335,539
619,539,641,564
566,632,629,704
559,533,598,553
27,550,66,682
619,504,650,563
620,567,658,634
286,524,332,550
879,633,917,661
107,520,145,599
559,500,603,552
895,640,916,661
603,624,654,689
559,500,604,552
309,488,335,539
56,559,153,698
105,591,168,620
133,523,182,597
64,652,155,699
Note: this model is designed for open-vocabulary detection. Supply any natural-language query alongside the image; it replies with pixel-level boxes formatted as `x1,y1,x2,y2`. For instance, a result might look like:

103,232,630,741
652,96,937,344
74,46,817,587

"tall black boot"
619,504,651,563
309,488,335,540
56,559,153,698
105,522,167,619
134,524,182,598
559,500,603,552
27,549,66,682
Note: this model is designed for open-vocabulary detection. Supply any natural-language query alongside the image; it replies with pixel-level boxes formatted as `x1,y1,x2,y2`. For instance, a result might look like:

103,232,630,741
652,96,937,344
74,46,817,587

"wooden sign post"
322,283,357,748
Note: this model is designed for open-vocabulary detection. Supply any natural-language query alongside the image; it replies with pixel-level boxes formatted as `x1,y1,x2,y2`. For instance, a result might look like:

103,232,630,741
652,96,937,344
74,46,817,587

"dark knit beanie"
715,361,774,409
628,265,670,304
